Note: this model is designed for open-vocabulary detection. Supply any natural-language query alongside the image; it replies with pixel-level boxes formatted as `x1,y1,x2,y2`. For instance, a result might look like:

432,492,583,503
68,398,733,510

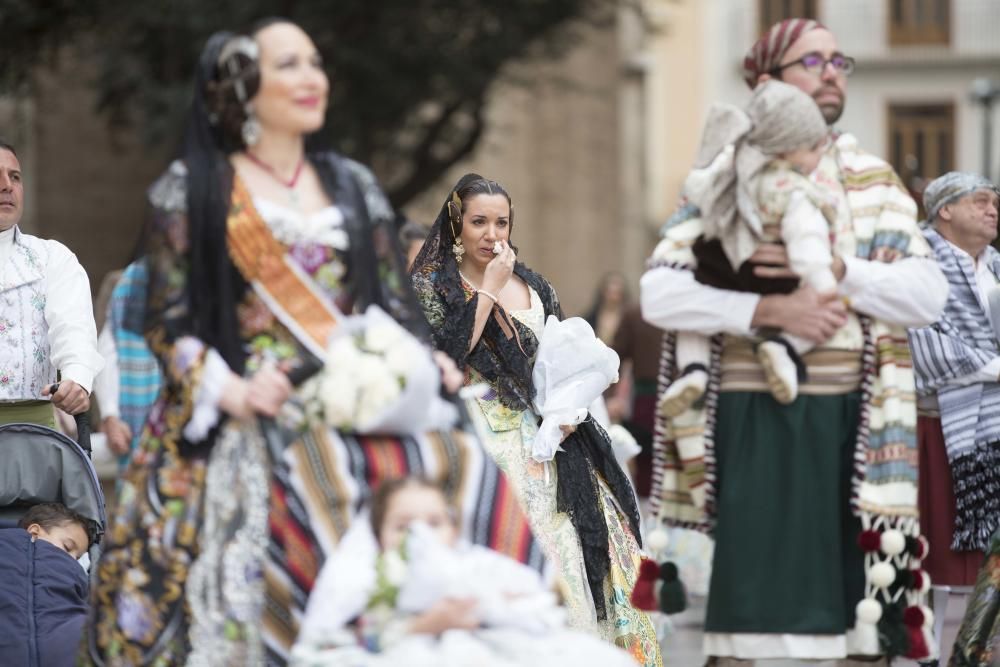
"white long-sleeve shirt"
640,254,948,339
0,226,103,398
93,321,120,417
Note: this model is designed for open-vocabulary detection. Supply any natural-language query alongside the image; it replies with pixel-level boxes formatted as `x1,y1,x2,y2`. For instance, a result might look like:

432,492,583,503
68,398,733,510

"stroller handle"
47,382,93,456
75,412,92,456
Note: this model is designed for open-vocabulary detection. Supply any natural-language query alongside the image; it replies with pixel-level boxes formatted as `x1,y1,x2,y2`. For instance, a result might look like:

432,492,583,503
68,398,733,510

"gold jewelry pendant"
452,239,465,263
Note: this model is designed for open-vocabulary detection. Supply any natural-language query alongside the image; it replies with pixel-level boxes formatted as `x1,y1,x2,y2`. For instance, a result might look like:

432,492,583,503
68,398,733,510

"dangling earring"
447,193,465,263
242,104,261,147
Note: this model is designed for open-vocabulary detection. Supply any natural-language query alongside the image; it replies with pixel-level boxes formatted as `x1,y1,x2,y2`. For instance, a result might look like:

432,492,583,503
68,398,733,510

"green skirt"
0,401,56,429
704,391,865,634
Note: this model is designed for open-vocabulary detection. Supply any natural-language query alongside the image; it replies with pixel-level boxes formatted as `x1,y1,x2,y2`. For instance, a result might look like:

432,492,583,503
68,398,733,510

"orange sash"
226,177,340,358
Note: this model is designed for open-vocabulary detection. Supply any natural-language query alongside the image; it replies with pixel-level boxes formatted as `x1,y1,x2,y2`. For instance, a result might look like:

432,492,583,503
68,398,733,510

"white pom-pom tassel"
870,561,896,588
856,598,883,624
880,529,906,556
646,528,670,554
921,605,934,628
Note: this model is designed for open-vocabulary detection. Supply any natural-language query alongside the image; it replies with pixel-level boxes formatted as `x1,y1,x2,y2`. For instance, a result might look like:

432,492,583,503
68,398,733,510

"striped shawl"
108,259,161,457
908,228,1000,550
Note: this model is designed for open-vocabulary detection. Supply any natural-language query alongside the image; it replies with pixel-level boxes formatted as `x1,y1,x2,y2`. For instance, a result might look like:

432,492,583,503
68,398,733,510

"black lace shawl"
410,187,642,620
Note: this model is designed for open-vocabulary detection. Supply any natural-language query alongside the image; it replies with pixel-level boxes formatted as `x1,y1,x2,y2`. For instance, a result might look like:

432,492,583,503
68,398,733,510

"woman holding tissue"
410,174,661,665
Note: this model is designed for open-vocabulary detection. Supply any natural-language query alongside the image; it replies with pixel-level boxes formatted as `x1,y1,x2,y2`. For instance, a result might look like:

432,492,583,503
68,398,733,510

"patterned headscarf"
743,18,825,88
923,171,1000,223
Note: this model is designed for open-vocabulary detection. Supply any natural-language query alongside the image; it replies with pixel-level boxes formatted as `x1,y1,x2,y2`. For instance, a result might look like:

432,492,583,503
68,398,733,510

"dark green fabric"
705,391,865,634
0,401,56,429
632,379,658,397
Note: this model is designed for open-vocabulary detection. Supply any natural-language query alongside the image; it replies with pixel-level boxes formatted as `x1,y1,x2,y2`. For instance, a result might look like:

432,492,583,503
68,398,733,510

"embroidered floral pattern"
289,242,331,274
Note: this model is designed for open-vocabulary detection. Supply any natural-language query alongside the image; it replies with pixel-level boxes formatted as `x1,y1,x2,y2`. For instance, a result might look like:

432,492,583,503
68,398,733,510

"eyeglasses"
771,52,856,77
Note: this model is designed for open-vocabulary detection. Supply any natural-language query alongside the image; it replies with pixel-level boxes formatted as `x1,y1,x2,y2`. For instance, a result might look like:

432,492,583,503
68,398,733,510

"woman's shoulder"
147,160,188,213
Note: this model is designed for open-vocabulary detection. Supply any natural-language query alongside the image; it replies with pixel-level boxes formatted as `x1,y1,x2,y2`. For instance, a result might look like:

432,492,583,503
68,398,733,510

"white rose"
327,335,364,365
320,372,359,428
356,371,402,427
355,352,393,385
364,322,405,353
383,340,422,380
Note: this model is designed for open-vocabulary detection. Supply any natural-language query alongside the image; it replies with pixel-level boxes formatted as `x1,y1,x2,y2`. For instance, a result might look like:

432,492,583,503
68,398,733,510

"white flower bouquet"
302,305,457,435
530,316,620,462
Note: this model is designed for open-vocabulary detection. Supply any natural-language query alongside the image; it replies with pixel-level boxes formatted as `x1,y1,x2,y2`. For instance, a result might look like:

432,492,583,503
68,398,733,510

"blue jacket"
0,528,89,667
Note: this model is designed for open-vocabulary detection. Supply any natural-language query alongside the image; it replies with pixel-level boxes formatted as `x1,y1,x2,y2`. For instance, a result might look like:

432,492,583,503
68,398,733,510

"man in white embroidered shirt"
0,139,103,427
907,172,1000,593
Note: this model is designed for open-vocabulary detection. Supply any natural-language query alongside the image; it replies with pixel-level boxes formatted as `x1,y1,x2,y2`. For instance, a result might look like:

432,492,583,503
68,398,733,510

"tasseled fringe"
950,446,1000,551
849,512,937,661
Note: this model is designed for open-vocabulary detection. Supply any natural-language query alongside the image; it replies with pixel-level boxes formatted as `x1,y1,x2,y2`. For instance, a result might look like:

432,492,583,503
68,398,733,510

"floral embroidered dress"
468,284,662,666
86,154,537,667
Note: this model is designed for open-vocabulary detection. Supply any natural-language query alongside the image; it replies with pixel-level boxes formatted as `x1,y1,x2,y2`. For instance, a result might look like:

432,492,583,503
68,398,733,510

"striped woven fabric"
718,336,863,394
908,227,1000,550
108,260,161,455
264,424,544,659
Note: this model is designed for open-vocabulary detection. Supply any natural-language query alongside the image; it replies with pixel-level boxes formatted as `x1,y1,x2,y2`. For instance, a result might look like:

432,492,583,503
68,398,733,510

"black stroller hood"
0,422,107,550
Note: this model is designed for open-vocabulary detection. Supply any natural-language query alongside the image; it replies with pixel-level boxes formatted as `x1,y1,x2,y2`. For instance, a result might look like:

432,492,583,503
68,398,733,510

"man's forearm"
640,266,760,335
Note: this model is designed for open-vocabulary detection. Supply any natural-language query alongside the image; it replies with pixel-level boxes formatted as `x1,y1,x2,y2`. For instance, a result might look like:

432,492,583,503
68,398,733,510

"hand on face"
458,192,513,288
483,240,516,295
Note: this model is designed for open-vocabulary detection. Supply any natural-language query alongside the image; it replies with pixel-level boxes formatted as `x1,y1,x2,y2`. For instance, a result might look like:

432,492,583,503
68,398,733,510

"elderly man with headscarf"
907,173,1000,591
639,19,949,664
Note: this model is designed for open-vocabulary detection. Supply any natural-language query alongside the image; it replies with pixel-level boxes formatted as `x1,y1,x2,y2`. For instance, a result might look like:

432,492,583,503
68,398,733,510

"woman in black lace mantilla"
410,174,662,666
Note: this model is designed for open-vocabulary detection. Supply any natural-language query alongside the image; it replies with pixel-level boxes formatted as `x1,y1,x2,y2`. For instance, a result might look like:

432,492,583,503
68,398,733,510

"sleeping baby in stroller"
292,477,639,667
0,503,96,667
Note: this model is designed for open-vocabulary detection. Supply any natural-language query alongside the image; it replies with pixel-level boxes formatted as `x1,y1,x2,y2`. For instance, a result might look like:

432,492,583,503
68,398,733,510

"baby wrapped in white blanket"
292,478,637,667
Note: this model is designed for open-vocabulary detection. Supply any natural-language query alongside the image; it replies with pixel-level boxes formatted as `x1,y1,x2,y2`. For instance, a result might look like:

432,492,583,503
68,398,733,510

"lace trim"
253,197,348,250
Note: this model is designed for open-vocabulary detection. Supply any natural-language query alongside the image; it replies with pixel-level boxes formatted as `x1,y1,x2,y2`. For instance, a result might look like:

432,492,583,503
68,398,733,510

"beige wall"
18,58,169,295
645,0,709,224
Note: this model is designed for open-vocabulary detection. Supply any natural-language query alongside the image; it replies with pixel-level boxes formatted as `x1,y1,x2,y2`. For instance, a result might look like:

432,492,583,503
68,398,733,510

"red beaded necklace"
244,151,305,189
